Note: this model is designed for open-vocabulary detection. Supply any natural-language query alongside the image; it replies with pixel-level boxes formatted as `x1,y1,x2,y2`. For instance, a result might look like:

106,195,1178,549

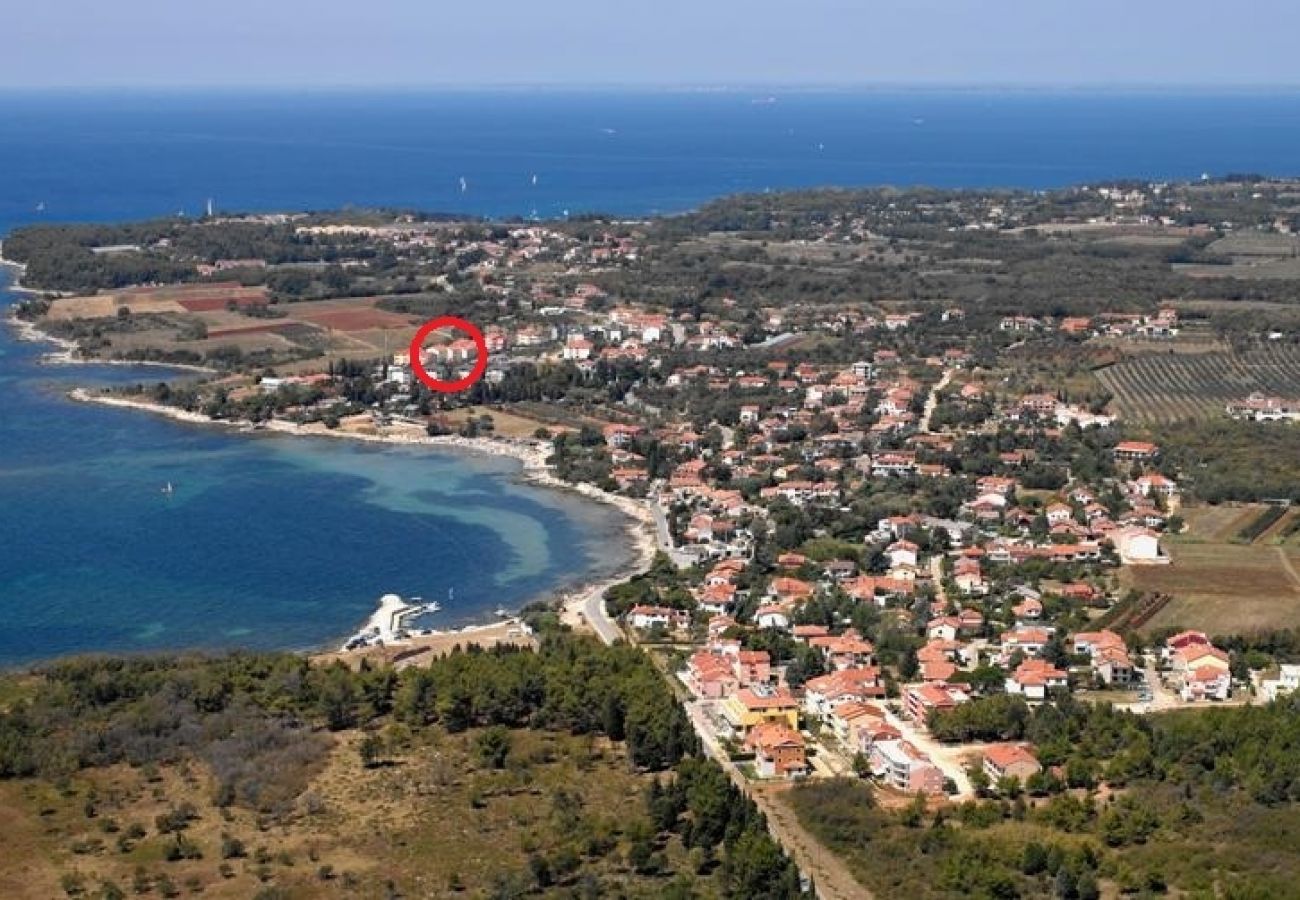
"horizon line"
5,81,1300,94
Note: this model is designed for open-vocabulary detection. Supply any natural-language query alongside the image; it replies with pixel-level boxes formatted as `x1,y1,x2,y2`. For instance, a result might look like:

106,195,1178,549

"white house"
755,605,791,630
1109,527,1167,565
1260,664,1300,702
627,605,687,630
886,540,919,569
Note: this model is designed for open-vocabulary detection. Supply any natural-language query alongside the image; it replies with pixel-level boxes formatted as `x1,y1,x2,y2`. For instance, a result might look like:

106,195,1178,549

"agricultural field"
1096,344,1300,424
1127,504,1300,634
38,291,426,371
1174,231,1300,280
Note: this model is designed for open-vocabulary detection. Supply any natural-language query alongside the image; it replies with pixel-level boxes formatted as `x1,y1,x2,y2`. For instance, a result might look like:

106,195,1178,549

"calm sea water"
2,90,1299,665
2,90,1300,233
0,271,633,667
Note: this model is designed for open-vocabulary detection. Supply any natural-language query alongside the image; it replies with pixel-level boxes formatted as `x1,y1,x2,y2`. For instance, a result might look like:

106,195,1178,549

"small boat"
494,607,509,618
161,482,175,495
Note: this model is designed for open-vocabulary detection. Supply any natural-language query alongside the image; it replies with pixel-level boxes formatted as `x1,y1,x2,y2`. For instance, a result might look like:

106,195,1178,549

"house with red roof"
982,744,1042,784
1180,666,1231,702
792,624,831,642
1133,473,1178,498
1006,659,1069,701
769,576,815,603
926,616,961,642
1114,441,1159,461
999,626,1053,660
904,682,969,724
807,630,876,670
803,667,884,719
685,651,737,699
733,650,772,686
604,423,646,449
1161,630,1212,663
745,722,808,779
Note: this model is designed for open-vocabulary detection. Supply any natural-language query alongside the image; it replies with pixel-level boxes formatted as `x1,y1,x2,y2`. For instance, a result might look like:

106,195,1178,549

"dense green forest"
0,636,802,898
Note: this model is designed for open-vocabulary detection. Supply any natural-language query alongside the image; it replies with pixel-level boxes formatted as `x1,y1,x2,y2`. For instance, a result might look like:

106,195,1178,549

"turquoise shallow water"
0,271,632,667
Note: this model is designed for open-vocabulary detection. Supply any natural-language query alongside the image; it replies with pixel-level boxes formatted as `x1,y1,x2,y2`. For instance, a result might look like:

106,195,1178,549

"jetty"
342,593,422,650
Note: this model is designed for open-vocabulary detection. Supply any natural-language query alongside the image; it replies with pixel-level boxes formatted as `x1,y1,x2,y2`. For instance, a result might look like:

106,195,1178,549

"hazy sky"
6,0,1299,89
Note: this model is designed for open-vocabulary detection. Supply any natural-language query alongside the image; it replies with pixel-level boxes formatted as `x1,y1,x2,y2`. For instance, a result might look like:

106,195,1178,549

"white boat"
161,482,174,495
494,606,509,618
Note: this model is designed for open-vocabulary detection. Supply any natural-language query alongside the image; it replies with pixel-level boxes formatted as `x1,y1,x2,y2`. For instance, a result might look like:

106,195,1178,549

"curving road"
581,586,623,645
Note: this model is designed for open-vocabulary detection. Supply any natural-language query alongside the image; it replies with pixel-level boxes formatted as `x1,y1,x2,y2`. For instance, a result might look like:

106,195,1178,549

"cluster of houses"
1226,393,1300,423
999,307,1179,340
668,575,1250,791
676,594,1071,795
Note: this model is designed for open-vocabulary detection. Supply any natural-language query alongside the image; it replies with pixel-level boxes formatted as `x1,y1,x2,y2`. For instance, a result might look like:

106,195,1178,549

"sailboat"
161,482,175,496
459,176,468,193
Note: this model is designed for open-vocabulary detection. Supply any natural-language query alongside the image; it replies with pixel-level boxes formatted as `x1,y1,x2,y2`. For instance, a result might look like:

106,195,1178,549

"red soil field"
176,296,267,312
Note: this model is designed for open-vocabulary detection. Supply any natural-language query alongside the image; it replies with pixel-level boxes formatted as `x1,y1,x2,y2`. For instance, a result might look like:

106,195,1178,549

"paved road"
581,588,622,645
649,494,696,568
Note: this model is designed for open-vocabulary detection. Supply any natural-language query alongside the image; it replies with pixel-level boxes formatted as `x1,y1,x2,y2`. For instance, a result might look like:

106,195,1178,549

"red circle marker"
409,316,489,393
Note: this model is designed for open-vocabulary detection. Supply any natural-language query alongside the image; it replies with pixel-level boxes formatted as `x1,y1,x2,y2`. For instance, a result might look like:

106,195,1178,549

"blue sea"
2,89,1300,666
2,89,1300,233
0,268,635,667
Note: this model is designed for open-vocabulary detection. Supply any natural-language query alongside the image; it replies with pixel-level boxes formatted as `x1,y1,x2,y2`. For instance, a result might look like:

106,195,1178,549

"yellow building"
721,686,799,734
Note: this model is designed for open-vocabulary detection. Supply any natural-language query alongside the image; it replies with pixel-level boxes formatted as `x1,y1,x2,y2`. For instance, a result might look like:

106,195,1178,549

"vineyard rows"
1097,345,1300,424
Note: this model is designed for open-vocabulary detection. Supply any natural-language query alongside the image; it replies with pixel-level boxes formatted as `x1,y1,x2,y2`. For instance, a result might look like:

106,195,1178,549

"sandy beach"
65,388,658,650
